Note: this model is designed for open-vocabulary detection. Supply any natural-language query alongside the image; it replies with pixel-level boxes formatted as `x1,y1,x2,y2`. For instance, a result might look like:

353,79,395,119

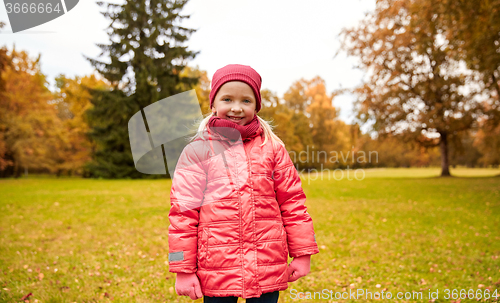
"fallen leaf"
21,293,32,300
60,286,70,292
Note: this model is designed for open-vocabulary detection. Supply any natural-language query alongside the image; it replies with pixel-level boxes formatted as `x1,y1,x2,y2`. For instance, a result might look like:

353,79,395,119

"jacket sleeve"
168,143,207,273
273,143,319,258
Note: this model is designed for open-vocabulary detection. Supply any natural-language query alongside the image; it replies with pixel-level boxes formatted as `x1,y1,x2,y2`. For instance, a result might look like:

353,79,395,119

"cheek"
246,110,255,119
216,108,229,118
213,104,226,114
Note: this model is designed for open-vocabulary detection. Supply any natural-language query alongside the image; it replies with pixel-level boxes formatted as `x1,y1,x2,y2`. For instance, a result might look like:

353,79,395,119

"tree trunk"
13,159,19,178
439,131,451,176
492,72,500,104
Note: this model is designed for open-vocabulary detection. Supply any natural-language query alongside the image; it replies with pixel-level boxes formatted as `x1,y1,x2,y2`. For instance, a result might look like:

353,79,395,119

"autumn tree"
305,77,351,168
53,74,111,176
438,0,500,169
83,0,198,178
474,118,500,167
440,0,500,124
279,79,312,169
340,0,484,176
0,48,67,178
177,66,211,115
279,77,350,169
258,89,304,155
0,23,11,172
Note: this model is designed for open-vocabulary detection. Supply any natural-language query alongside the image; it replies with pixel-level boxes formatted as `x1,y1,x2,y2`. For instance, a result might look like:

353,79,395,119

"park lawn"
0,168,499,303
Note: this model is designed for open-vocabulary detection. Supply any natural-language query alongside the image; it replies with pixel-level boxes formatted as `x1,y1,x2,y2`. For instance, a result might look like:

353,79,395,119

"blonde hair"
190,112,285,149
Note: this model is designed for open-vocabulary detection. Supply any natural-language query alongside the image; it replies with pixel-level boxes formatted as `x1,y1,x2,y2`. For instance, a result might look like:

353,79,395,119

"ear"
211,106,216,114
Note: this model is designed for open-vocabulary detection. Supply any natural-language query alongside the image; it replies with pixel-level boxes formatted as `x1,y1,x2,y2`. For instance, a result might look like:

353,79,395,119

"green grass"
0,168,499,302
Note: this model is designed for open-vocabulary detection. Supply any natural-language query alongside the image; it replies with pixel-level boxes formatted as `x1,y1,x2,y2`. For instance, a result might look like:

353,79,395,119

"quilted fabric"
168,127,319,299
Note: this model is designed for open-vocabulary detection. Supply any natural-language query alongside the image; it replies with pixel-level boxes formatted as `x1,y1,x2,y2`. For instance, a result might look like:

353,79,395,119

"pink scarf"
207,115,262,141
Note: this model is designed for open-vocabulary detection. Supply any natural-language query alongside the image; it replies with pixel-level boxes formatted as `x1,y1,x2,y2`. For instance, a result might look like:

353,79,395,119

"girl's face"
211,81,257,126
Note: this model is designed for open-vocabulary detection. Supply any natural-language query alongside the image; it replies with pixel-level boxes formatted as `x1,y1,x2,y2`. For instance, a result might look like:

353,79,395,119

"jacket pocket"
204,225,241,269
198,228,209,268
281,225,289,261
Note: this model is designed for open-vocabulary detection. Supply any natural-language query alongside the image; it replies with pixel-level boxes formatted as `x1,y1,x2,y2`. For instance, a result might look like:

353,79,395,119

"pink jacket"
168,127,319,299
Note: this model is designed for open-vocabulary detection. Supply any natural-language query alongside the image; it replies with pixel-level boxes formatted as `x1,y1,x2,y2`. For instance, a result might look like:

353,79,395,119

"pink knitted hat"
209,64,262,113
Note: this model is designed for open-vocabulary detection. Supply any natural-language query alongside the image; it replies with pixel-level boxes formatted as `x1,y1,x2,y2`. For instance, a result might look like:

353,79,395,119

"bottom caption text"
290,288,499,300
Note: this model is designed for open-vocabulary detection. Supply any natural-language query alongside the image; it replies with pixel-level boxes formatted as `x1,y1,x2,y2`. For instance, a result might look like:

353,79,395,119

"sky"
0,0,376,123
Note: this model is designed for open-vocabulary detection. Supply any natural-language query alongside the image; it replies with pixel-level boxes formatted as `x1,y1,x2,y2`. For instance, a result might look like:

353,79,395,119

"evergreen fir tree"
83,0,198,178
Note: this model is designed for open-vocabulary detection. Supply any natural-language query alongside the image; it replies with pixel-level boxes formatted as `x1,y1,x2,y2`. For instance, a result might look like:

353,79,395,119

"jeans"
204,291,279,303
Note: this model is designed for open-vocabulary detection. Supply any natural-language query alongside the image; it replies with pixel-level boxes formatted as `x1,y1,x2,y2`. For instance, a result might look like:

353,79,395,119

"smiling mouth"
227,116,244,122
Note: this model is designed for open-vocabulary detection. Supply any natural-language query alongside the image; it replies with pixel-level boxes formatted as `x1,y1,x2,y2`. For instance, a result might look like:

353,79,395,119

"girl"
168,64,319,302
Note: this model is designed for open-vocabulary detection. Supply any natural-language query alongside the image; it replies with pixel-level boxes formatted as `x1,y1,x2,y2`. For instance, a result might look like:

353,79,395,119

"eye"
244,99,251,103
223,98,231,102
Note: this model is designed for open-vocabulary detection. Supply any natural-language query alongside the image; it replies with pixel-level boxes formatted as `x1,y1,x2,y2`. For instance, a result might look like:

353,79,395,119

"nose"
231,106,243,113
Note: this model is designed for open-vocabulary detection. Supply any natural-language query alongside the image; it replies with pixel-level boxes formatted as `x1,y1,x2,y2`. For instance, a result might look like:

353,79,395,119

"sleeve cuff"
289,246,320,258
168,265,197,274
